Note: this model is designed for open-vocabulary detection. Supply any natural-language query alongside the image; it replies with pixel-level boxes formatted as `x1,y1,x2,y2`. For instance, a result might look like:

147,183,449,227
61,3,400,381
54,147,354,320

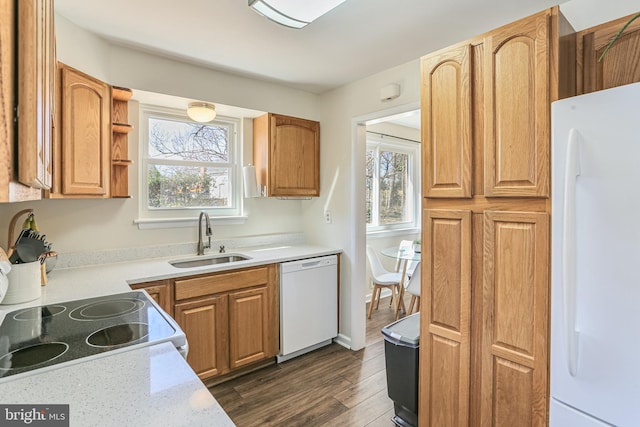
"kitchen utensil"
15,236,46,263
43,251,58,274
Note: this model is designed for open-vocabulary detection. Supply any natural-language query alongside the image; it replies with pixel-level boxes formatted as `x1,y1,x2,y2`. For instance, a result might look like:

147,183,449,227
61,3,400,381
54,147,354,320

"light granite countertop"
0,241,342,427
0,341,235,427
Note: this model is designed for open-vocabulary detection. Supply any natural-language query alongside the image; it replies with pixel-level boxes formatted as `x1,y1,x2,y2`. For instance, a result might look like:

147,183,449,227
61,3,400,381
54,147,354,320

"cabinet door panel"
578,13,640,94
175,295,229,380
270,115,319,196
421,45,472,198
420,209,471,426
482,211,548,427
485,12,550,197
17,0,54,190
130,280,172,316
229,286,270,369
60,65,110,196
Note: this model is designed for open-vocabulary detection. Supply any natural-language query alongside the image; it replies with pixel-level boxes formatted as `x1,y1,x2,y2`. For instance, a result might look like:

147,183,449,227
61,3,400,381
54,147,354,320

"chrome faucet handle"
219,245,225,253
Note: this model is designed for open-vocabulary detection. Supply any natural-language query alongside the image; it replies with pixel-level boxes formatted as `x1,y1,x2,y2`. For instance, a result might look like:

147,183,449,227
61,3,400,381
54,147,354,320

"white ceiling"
54,0,567,95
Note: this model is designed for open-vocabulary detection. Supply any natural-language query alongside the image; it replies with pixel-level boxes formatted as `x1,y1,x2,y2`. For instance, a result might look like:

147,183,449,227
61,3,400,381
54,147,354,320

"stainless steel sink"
169,254,251,268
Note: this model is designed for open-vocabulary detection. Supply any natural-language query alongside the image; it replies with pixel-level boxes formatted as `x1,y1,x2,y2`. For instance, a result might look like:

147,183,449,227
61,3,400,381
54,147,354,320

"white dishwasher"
278,255,338,362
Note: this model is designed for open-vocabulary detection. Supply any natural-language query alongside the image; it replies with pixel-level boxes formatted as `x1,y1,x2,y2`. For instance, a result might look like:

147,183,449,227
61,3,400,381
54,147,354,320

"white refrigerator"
551,82,640,426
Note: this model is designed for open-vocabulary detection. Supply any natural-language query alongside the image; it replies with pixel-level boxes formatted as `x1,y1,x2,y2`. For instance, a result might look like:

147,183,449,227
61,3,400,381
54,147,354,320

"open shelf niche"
111,86,133,198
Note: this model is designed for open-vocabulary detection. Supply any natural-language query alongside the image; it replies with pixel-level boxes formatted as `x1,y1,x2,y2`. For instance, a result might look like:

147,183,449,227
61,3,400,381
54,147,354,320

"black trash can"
382,312,420,427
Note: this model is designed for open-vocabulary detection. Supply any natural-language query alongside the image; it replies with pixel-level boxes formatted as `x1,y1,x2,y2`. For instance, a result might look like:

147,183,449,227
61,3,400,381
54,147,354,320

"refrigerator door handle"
563,128,581,377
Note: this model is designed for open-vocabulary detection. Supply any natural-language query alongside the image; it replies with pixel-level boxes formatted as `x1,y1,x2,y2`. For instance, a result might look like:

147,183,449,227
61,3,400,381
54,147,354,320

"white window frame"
136,105,245,229
366,134,420,234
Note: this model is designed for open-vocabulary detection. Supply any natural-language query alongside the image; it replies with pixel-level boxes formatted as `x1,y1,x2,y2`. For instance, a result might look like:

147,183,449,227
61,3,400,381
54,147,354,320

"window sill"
366,227,421,239
134,216,248,230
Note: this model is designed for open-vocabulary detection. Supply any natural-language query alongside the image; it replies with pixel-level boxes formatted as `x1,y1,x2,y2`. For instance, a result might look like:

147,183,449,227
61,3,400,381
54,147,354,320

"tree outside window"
366,135,419,231
140,107,241,220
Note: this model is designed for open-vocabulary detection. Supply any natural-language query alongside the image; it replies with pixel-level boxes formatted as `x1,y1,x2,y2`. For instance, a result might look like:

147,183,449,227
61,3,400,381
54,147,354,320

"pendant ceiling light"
249,0,347,29
187,102,216,123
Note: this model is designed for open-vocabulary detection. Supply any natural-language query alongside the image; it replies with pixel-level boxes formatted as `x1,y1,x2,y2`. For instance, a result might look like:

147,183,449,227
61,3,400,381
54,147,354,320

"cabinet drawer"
175,266,270,301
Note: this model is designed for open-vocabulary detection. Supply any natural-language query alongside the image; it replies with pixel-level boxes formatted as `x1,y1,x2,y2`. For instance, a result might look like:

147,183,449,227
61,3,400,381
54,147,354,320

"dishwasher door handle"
300,260,322,269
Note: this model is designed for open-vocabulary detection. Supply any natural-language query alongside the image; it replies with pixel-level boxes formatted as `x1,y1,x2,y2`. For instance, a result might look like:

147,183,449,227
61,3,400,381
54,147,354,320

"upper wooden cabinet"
253,113,320,197
50,63,111,198
17,0,55,191
421,45,472,199
0,0,54,202
421,8,573,200
577,11,640,94
484,13,551,197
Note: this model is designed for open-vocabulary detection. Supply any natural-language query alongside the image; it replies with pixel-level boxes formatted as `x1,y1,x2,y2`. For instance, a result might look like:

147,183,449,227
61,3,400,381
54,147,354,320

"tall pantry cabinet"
419,7,575,426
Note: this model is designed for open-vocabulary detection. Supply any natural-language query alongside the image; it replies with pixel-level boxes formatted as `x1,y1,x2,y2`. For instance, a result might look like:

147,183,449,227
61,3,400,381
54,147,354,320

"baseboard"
333,333,351,350
276,339,333,363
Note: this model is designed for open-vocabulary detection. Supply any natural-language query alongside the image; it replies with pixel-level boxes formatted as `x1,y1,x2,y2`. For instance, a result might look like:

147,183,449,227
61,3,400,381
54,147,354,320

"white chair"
366,246,404,319
404,261,421,315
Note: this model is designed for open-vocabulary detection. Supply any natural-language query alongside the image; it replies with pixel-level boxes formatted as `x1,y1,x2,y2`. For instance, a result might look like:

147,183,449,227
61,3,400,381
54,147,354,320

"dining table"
381,245,421,319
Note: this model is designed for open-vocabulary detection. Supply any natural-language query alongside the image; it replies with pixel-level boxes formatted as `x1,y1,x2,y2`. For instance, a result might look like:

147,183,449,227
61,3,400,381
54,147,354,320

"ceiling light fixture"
249,0,347,29
187,102,216,123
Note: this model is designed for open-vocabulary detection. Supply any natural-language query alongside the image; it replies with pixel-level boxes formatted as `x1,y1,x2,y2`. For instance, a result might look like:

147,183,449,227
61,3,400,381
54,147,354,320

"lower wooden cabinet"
174,294,228,379
172,265,279,381
228,286,270,369
130,280,173,315
421,209,549,426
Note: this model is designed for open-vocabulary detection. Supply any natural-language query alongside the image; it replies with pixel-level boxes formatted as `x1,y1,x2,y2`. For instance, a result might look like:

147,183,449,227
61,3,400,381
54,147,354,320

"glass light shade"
249,0,346,28
187,102,216,123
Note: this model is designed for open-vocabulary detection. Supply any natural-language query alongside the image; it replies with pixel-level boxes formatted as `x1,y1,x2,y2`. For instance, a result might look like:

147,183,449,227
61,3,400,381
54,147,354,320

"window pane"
148,118,229,162
365,150,374,224
148,165,230,209
378,151,408,224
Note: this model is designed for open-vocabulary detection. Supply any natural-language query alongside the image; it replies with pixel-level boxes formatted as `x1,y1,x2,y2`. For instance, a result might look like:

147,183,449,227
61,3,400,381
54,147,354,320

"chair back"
405,261,421,296
395,239,418,277
366,245,390,280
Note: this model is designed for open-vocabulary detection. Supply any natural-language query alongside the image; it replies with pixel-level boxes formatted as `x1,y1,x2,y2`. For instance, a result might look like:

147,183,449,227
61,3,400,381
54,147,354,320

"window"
139,106,242,224
366,134,420,232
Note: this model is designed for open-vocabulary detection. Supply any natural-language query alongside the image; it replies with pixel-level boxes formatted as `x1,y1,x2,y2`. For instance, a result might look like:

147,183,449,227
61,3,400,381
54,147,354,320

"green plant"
599,12,640,62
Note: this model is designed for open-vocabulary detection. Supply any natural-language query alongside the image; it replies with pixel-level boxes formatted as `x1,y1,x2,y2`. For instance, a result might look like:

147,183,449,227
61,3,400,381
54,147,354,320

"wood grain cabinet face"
577,13,640,94
421,45,472,199
419,7,567,427
54,63,111,197
17,0,55,191
254,113,320,197
175,295,229,380
420,209,471,427
228,286,270,369
172,265,278,382
481,211,549,427
130,280,173,316
484,13,550,198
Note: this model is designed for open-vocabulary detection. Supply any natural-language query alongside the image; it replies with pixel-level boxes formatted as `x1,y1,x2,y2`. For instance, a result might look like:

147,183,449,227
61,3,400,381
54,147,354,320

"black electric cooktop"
0,291,184,381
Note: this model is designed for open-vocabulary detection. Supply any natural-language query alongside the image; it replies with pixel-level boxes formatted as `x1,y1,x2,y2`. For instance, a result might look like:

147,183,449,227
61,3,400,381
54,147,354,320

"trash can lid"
381,312,420,347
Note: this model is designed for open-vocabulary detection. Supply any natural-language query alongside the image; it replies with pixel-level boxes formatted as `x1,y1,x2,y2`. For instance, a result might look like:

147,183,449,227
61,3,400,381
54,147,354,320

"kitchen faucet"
197,211,212,255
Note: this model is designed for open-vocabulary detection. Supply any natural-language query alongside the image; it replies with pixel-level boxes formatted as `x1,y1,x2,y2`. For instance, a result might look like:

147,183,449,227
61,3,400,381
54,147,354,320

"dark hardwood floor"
209,294,411,426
